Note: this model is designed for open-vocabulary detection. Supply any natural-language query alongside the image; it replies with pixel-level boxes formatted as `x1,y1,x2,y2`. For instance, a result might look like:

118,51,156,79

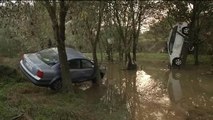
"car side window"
81,59,93,68
69,60,81,69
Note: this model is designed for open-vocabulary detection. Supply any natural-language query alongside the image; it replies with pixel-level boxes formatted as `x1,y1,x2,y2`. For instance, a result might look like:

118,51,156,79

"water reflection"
78,63,213,120
95,63,174,120
168,71,183,102
167,69,213,120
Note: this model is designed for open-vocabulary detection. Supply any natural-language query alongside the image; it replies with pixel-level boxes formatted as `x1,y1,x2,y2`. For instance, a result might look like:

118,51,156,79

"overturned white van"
167,22,189,67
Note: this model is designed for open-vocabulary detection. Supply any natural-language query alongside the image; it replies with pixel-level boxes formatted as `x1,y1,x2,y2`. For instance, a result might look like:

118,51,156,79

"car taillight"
37,70,44,78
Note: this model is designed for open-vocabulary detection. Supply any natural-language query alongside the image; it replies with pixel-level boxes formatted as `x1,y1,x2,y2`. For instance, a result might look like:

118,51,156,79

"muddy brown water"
76,61,213,120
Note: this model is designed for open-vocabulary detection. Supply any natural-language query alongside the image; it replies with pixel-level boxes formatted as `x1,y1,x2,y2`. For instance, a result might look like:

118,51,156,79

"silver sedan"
20,47,105,90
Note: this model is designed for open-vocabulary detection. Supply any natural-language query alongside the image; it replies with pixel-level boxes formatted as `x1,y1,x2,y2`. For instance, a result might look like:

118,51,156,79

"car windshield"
37,48,59,66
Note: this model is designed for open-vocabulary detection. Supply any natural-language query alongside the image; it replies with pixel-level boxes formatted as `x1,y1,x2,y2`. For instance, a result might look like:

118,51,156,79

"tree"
68,1,104,84
188,0,212,65
42,0,72,91
85,1,104,84
112,1,155,70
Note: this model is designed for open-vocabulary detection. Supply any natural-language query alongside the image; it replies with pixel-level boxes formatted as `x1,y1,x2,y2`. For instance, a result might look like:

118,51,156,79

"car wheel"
182,27,189,35
50,80,62,90
173,58,182,66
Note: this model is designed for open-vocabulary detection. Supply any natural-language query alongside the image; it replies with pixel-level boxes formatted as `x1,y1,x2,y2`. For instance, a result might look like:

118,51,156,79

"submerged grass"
84,52,212,64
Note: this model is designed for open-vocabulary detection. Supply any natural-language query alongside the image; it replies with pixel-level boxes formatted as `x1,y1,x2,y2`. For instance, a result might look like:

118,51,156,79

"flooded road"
78,61,213,120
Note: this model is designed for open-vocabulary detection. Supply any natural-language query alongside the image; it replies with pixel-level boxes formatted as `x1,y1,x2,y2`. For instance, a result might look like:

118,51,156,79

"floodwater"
77,61,213,120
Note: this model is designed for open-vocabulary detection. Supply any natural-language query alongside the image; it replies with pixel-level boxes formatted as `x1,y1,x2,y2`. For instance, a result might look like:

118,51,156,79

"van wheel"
50,80,62,90
173,58,182,66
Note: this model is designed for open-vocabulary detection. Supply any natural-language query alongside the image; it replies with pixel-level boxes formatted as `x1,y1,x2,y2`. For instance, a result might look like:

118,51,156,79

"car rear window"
37,48,59,66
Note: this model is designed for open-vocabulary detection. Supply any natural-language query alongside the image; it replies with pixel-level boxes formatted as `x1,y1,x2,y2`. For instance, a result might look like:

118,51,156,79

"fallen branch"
11,113,24,120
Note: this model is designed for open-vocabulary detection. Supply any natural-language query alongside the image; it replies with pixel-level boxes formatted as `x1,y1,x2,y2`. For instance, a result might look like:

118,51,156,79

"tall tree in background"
113,1,155,70
42,0,72,91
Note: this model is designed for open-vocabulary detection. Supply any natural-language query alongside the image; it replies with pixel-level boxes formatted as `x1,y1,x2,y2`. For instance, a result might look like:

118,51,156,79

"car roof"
49,47,86,60
65,47,86,60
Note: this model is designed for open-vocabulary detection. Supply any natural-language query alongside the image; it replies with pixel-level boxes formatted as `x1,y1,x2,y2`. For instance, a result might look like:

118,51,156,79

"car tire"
182,27,189,35
50,80,62,90
173,58,182,66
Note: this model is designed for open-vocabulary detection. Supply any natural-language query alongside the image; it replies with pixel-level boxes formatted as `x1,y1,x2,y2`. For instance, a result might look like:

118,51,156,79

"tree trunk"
132,40,137,63
106,43,113,62
118,38,123,61
127,52,137,70
130,1,136,63
90,1,104,85
58,1,72,91
57,43,71,91
44,1,72,92
194,43,199,65
189,0,200,65
92,45,101,85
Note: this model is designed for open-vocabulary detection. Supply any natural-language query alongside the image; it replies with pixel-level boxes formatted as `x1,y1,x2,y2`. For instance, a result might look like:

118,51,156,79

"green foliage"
166,1,191,22
140,16,172,42
0,65,23,84
65,1,104,52
0,28,22,57
0,1,54,57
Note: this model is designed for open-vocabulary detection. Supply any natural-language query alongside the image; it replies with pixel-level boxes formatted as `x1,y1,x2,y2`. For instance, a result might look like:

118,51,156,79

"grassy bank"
0,75,127,120
0,62,127,119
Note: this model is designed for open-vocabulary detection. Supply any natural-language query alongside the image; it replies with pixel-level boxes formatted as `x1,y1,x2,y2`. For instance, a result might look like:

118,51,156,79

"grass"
0,52,212,119
0,79,128,120
0,64,128,120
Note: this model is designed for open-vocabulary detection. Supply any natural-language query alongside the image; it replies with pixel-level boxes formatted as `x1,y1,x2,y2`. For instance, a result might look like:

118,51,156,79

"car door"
80,59,95,80
68,59,83,82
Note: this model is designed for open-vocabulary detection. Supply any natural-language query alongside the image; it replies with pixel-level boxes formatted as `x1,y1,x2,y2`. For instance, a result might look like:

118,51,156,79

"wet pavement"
76,61,213,120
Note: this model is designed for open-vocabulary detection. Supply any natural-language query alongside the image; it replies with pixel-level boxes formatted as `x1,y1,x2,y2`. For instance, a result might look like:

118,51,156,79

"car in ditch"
20,47,105,90
167,22,190,67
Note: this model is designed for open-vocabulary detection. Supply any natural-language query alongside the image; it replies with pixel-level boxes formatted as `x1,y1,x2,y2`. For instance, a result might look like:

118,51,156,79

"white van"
167,22,189,67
